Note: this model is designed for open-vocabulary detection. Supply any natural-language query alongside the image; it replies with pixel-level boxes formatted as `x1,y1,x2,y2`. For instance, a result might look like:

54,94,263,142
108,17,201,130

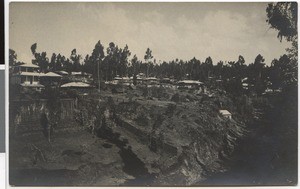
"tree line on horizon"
9,2,297,95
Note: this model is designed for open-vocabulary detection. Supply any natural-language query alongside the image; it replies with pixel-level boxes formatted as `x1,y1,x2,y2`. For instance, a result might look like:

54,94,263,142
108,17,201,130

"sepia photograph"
8,2,297,186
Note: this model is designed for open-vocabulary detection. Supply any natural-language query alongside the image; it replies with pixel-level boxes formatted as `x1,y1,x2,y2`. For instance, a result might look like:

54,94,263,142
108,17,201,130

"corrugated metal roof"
144,77,158,80
19,63,39,68
44,72,62,77
19,72,41,76
61,82,91,88
178,80,203,84
219,110,231,115
57,71,68,75
19,72,62,77
71,72,82,75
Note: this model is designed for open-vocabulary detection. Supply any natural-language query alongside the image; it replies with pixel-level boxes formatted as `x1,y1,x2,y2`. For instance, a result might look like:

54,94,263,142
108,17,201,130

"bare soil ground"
10,127,135,186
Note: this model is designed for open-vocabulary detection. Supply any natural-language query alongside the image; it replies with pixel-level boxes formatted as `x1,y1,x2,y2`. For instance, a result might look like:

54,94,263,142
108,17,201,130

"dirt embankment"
10,87,247,186
75,89,246,185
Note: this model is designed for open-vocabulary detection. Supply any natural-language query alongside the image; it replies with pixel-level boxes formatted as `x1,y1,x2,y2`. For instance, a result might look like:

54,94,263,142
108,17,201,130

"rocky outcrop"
76,95,246,185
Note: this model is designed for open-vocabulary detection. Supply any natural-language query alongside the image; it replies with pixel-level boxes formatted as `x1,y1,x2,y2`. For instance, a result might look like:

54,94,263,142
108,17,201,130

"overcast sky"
10,2,291,65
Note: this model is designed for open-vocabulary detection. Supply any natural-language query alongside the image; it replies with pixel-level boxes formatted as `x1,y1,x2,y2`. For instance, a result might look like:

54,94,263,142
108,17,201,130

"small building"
11,63,44,92
61,82,92,88
242,83,249,90
208,76,215,80
241,77,248,83
143,77,158,85
129,75,144,84
11,63,63,92
111,76,122,85
39,72,62,87
11,63,40,85
177,80,204,89
61,82,94,94
138,73,145,77
15,63,39,73
56,70,69,76
121,77,131,85
219,110,232,119
112,76,132,86
69,72,92,83
160,78,175,88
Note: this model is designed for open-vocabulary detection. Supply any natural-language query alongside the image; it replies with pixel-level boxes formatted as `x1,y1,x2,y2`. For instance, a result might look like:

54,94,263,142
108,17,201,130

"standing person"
48,111,58,142
14,112,21,135
89,115,96,135
40,111,49,142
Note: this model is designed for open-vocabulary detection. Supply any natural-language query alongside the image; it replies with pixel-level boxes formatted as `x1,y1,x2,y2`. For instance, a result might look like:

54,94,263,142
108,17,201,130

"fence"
10,98,76,134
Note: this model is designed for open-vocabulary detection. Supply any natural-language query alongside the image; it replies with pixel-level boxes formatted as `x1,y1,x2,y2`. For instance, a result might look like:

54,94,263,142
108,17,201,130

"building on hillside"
10,63,62,92
39,72,62,87
61,81,92,88
241,77,248,83
143,77,158,85
68,72,93,83
56,70,68,76
242,83,249,90
110,76,133,86
109,75,159,87
112,76,125,85
219,110,232,119
130,75,144,84
177,80,204,89
159,78,175,88
120,76,131,86
11,63,40,85
11,63,43,91
61,81,94,94
138,73,145,78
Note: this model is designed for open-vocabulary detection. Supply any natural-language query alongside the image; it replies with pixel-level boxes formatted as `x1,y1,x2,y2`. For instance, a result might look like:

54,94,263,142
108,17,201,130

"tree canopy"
266,2,298,89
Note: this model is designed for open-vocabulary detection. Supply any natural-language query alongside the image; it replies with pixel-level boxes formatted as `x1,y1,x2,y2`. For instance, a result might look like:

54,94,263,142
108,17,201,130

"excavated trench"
10,124,157,186
73,97,248,185
10,90,297,186
96,124,157,186
10,94,249,186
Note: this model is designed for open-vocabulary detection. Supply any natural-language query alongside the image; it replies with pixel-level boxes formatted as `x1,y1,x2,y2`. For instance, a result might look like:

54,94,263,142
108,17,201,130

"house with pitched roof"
11,63,62,92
